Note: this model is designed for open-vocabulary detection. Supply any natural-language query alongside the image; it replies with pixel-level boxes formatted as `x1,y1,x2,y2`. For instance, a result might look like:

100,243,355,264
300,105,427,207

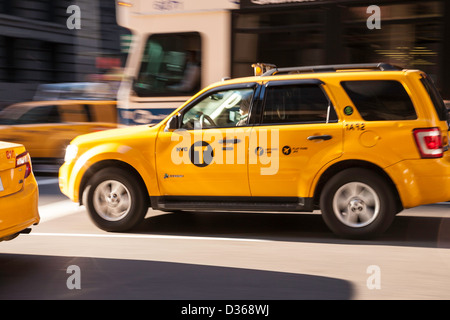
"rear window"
420,75,447,121
341,80,417,121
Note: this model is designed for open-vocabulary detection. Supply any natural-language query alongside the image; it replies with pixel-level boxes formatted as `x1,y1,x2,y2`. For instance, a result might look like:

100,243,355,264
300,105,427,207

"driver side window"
181,87,255,130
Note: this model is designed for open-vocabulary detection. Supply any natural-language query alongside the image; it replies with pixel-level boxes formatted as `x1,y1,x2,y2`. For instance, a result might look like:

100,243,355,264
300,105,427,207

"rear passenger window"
342,80,417,121
59,104,89,122
262,84,337,124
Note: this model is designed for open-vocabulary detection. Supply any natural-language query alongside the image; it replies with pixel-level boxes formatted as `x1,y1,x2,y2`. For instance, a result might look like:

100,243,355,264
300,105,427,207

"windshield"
181,88,255,129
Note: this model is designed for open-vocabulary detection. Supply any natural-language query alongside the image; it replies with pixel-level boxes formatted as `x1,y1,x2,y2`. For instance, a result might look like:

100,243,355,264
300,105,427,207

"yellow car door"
249,80,344,201
155,84,257,198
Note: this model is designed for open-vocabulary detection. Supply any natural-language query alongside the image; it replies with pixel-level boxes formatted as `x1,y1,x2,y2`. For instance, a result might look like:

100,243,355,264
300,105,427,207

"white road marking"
28,232,270,243
38,200,83,223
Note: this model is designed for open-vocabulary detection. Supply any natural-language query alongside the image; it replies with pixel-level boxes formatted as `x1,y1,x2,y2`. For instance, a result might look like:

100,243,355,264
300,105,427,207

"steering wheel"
199,113,217,128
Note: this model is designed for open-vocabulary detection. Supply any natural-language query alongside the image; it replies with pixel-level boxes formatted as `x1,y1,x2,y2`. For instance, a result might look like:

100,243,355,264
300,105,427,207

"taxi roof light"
117,1,132,7
252,63,277,76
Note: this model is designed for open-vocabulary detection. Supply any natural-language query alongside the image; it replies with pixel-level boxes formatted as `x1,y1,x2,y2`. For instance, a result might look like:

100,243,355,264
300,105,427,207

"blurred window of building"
231,1,447,96
0,36,6,82
133,32,202,97
342,2,443,86
0,37,60,83
232,8,326,78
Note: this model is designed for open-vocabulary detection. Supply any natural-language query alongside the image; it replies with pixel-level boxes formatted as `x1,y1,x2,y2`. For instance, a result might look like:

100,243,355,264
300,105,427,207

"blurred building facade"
1,0,450,104
233,0,450,99
0,0,127,105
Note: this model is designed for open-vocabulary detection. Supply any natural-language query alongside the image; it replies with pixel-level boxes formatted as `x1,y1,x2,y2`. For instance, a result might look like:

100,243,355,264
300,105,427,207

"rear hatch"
418,74,450,157
0,142,27,198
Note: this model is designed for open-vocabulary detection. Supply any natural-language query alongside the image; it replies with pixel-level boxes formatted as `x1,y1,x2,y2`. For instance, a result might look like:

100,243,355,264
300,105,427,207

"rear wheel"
84,167,148,232
320,168,396,239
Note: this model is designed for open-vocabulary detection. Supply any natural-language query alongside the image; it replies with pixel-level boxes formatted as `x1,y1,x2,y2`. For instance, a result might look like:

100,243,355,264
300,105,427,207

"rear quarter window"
341,80,417,121
88,104,117,123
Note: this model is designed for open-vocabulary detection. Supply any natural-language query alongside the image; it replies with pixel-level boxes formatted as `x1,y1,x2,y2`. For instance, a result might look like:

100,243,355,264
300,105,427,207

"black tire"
84,167,148,232
320,168,396,239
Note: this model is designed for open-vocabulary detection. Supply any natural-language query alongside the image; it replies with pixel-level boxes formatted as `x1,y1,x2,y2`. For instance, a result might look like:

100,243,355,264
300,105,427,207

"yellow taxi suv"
59,63,450,239
0,141,39,242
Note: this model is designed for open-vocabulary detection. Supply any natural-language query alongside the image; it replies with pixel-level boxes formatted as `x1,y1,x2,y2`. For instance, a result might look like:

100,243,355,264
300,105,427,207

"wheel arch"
313,160,403,214
78,159,150,207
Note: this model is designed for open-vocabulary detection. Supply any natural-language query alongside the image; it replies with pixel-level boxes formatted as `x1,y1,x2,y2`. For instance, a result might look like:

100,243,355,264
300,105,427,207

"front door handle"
307,135,333,141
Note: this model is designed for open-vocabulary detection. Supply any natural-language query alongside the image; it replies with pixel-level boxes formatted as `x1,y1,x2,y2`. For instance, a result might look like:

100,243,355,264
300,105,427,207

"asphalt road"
1,175,450,302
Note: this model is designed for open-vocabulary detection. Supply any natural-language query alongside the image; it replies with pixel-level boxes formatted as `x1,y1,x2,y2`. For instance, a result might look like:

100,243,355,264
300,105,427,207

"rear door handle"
219,138,241,144
307,135,333,141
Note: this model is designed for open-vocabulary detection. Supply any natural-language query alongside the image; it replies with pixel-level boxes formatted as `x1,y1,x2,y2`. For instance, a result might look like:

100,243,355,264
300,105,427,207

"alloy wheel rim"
332,182,380,228
93,180,131,221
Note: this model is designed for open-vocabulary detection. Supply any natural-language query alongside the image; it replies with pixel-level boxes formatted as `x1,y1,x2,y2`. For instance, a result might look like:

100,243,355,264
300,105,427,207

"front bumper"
59,161,79,203
58,162,70,199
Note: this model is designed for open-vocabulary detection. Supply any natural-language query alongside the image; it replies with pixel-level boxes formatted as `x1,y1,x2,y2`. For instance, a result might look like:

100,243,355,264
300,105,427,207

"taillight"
413,127,443,158
15,152,32,178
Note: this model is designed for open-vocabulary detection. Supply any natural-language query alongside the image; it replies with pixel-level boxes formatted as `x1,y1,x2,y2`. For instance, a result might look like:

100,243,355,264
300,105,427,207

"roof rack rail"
263,63,402,76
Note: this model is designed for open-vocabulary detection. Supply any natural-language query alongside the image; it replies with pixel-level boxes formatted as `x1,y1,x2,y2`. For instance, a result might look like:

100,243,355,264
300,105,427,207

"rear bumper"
0,178,40,241
386,157,450,208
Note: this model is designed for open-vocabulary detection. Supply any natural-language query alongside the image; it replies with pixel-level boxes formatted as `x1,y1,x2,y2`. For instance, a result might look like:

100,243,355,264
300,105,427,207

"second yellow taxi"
0,141,40,242
0,100,117,171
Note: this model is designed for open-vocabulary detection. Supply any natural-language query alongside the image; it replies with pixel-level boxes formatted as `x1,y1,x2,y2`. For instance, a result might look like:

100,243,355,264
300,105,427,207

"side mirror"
165,114,179,132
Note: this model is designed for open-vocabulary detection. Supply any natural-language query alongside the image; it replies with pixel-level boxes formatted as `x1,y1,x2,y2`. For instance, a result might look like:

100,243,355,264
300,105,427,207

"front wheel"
84,168,148,232
320,168,396,239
